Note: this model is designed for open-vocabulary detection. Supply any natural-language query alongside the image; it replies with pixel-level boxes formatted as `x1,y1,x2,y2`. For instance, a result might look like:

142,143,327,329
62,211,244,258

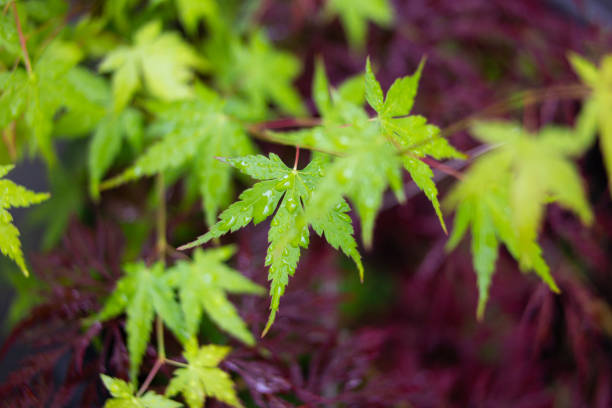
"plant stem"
293,146,300,170
12,2,32,75
136,357,163,397
156,173,167,258
166,359,189,368
156,316,165,360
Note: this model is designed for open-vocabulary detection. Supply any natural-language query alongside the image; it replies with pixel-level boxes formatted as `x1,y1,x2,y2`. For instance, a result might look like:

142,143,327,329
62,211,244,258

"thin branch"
249,117,321,131
136,357,163,397
166,359,189,368
156,173,167,257
156,316,165,361
12,2,31,75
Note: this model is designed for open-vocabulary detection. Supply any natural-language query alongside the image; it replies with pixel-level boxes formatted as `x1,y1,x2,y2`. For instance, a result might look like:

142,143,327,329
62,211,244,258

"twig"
136,357,163,397
156,173,167,257
12,1,32,75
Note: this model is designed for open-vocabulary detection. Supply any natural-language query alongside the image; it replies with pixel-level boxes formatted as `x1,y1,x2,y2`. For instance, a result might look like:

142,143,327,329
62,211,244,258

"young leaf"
325,0,393,48
0,41,83,165
179,153,363,334
272,58,463,245
568,53,612,196
166,339,242,408
165,246,264,345
100,374,182,408
95,262,188,380
100,86,253,226
174,0,218,34
0,165,49,276
89,108,143,198
368,58,464,234
210,30,305,118
99,20,206,111
445,121,593,318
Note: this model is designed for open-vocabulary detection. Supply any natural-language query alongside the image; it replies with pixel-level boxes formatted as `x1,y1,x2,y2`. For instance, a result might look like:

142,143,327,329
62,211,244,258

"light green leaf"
166,339,242,408
101,88,254,226
95,262,188,381
166,246,264,345
180,154,362,334
100,20,206,111
326,0,392,48
101,374,182,408
445,120,590,318
0,165,48,276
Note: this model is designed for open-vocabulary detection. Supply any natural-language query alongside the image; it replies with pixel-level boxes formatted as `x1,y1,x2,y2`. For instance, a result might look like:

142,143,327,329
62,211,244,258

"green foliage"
95,262,188,380
209,30,305,119
100,86,254,225
165,338,242,408
445,121,593,317
99,20,206,112
325,0,392,48
0,165,48,276
89,108,144,198
100,374,182,408
568,53,612,195
271,58,463,248
180,153,363,334
0,41,83,164
165,246,264,345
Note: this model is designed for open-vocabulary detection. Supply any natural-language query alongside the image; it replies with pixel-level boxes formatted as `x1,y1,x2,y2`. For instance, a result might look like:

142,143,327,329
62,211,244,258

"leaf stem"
136,357,163,397
165,359,189,368
12,2,32,75
156,173,167,258
293,146,300,170
156,316,165,360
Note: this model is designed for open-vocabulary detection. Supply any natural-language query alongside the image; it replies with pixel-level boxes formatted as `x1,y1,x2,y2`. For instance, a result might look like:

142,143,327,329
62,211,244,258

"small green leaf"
180,154,362,334
166,339,242,408
326,0,392,48
166,246,264,345
0,166,49,276
100,374,181,408
100,20,206,111
95,262,188,381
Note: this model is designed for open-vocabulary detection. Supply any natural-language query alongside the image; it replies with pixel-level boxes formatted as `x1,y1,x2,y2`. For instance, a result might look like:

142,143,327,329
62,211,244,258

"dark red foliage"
0,221,129,407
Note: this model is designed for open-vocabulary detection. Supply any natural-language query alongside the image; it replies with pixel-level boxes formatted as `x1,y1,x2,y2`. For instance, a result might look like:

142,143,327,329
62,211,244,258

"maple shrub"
0,0,610,407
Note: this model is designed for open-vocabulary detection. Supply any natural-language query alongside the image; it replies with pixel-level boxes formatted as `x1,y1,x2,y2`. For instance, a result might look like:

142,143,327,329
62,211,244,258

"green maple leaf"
175,0,218,34
165,245,264,345
88,108,144,198
211,30,305,119
95,262,188,380
325,0,393,48
165,338,242,408
179,153,363,334
0,165,48,276
99,20,206,111
270,58,463,247
568,53,612,196
100,85,254,226
445,121,593,318
100,374,181,408
0,41,83,164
